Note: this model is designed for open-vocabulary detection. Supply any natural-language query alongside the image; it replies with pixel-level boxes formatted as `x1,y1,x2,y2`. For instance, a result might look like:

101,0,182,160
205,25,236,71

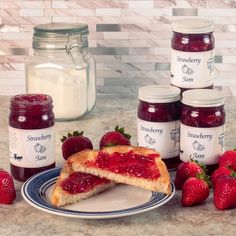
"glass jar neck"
172,31,214,52
33,35,89,69
10,94,53,115
33,33,88,52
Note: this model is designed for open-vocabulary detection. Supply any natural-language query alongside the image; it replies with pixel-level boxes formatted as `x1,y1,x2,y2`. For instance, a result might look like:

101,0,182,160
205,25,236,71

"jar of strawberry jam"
180,89,225,174
137,85,181,170
171,18,215,92
9,94,55,181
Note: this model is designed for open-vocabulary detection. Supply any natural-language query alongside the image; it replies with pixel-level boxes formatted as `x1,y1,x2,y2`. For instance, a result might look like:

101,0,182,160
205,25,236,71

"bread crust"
67,145,171,195
51,163,115,207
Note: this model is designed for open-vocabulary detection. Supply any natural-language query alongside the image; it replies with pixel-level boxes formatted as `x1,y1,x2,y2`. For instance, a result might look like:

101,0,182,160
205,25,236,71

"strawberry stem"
189,157,207,173
115,125,131,140
196,172,212,188
230,171,236,178
61,131,84,143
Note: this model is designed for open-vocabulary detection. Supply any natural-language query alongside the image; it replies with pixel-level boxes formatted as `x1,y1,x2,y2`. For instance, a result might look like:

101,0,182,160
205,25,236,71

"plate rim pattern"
21,167,175,219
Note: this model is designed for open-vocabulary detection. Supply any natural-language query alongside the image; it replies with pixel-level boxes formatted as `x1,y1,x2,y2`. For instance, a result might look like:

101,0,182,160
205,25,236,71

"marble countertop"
1,93,236,236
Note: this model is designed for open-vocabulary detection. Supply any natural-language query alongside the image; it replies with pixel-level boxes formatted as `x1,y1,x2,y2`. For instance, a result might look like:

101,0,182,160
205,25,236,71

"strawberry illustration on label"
192,140,205,151
182,64,194,75
144,134,156,145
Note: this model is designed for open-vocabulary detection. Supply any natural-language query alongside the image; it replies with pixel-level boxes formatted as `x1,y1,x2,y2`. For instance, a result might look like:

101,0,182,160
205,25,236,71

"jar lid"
33,23,89,50
138,85,181,103
181,89,225,107
172,18,214,34
34,23,89,38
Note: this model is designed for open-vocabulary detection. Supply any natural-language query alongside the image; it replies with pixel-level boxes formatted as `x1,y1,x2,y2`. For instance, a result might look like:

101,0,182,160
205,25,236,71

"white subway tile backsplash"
0,71,25,79
228,87,236,96
214,32,236,40
122,39,149,47
52,0,77,9
214,78,236,86
45,8,96,17
122,8,172,16
52,17,77,23
96,8,121,16
129,1,154,9
96,78,104,86
0,55,27,63
122,55,163,63
20,9,44,17
77,9,96,16
215,40,236,48
95,55,122,63
97,70,122,78
172,8,198,16
171,1,192,8
198,9,236,16
0,2,18,9
1,33,32,40
104,32,129,39
0,63,25,71
1,0,236,95
0,25,20,33
0,86,25,96
78,1,128,9
222,56,236,63
103,16,154,24
0,1,51,9
154,47,171,55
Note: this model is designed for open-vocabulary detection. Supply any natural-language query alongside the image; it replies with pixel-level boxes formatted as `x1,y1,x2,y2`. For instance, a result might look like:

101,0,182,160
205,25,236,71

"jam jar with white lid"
180,89,225,174
171,18,215,92
26,23,96,121
137,85,181,170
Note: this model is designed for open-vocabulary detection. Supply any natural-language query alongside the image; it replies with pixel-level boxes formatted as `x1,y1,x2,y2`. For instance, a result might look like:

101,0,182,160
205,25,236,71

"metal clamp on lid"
65,34,87,70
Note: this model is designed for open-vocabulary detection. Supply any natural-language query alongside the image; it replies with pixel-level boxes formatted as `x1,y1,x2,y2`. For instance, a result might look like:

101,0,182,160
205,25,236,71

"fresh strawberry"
99,125,131,149
0,169,16,204
211,166,233,187
214,173,236,210
219,150,236,171
174,160,204,190
61,131,93,160
182,175,210,207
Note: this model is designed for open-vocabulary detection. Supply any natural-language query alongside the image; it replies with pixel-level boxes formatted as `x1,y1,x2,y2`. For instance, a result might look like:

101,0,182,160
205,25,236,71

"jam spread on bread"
61,172,110,194
86,150,160,179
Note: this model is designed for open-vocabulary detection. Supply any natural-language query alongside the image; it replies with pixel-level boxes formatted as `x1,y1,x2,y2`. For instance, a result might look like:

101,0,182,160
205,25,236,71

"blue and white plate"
21,167,175,219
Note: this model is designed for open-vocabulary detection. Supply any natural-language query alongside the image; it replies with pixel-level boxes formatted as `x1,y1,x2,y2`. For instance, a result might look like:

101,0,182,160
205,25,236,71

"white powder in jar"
27,64,88,120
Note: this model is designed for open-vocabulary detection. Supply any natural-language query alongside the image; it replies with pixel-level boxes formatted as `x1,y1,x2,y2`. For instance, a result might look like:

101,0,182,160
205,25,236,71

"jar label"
9,126,55,168
180,123,225,165
137,118,180,159
171,49,215,88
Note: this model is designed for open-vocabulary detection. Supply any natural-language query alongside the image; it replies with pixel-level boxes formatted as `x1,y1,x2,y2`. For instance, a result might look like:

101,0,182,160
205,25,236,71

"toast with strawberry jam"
67,146,171,195
51,164,115,206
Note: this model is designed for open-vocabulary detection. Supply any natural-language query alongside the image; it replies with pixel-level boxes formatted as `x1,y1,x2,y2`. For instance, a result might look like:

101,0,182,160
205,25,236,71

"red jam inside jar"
137,85,181,171
61,172,110,194
180,89,225,174
86,150,160,180
9,94,55,181
171,18,215,92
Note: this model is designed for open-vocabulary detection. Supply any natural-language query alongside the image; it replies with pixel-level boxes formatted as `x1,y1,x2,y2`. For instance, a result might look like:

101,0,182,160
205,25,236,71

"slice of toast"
67,146,171,195
51,163,115,207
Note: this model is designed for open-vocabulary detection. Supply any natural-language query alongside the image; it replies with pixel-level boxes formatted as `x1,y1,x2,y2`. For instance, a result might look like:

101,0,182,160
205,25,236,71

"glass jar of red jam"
180,89,225,174
9,94,55,181
137,85,181,170
171,18,215,92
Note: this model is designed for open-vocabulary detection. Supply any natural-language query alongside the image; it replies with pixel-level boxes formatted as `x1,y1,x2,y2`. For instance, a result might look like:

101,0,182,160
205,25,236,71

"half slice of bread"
51,163,115,207
67,146,171,195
